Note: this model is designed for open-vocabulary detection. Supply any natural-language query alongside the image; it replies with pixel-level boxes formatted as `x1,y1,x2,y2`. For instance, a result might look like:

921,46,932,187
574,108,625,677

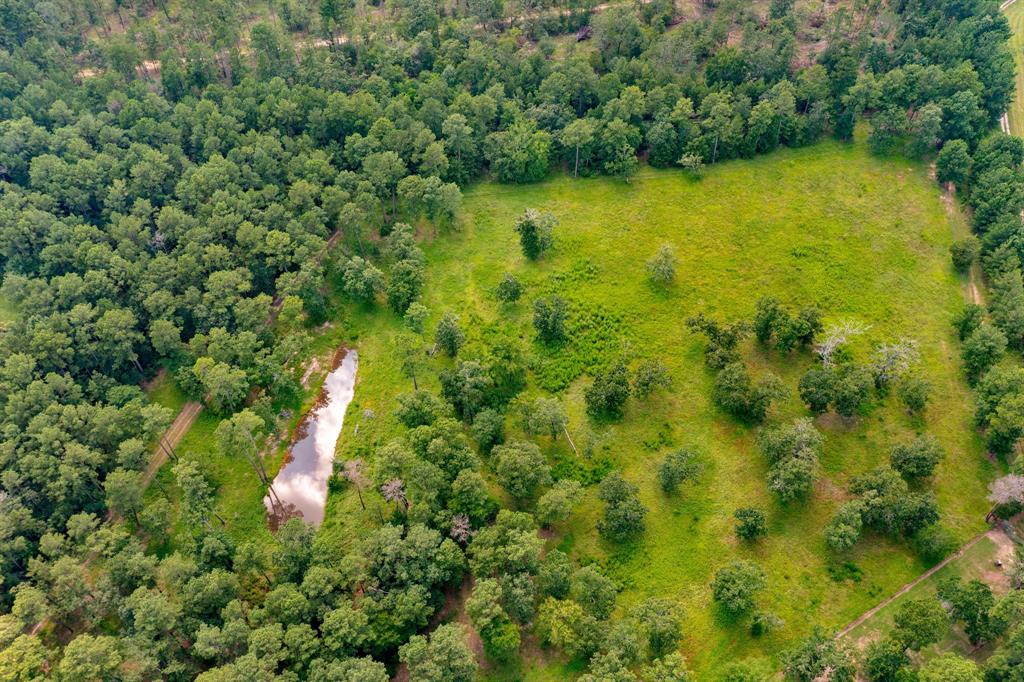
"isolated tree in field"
396,334,426,391
399,623,478,682
951,236,980,273
871,338,919,391
585,361,632,419
387,259,424,314
495,273,523,303
734,507,768,542
646,244,677,284
493,441,552,499
404,302,429,333
712,560,766,614
342,459,370,511
936,139,971,188
173,458,222,528
536,480,584,527
686,313,749,368
598,472,647,541
962,324,1007,383
898,375,931,414
435,312,464,357
521,397,567,440
824,500,864,552
658,447,703,494
514,208,556,260
533,296,568,344
892,597,948,651
633,359,672,399
890,435,943,480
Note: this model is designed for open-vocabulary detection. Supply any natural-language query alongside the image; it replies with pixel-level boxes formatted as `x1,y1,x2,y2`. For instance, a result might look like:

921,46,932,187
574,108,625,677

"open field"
316,137,996,677
1004,0,1024,135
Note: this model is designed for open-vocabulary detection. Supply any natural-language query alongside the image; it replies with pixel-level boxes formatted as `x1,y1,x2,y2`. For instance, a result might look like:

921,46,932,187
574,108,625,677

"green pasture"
317,137,995,677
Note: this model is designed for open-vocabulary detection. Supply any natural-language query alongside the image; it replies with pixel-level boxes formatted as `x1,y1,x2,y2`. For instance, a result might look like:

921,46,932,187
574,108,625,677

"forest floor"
309,134,997,679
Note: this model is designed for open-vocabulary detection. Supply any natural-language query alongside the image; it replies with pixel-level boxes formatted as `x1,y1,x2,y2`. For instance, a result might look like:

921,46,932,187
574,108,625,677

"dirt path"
142,401,203,486
835,528,1002,639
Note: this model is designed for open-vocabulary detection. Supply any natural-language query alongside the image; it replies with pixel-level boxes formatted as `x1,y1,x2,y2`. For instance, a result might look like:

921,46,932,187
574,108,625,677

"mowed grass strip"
1004,0,1024,136
323,137,994,678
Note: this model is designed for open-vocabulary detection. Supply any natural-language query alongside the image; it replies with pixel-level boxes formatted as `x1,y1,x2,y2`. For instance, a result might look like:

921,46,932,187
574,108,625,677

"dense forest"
2,0,1024,679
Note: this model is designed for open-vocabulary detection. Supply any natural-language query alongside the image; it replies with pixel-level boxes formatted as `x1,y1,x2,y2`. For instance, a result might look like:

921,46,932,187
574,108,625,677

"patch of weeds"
827,560,863,583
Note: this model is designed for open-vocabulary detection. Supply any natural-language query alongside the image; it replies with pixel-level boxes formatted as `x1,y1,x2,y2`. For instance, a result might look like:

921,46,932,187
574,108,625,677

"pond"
265,348,358,530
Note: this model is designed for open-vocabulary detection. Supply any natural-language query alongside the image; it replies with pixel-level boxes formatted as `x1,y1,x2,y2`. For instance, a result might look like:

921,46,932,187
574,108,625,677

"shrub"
734,507,768,542
962,324,1007,383
585,361,632,419
950,236,980,273
711,560,766,614
435,312,465,357
533,295,568,345
658,447,703,494
952,303,984,341
513,208,555,259
597,472,647,541
495,273,523,302
632,359,672,398
889,434,943,480
898,375,931,414
713,362,787,422
645,244,677,284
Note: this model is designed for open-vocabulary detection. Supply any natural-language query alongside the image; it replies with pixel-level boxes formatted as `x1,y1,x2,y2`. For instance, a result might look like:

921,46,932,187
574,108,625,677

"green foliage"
398,623,478,682
493,440,552,499
962,324,1007,383
434,312,465,357
598,471,647,542
713,362,787,423
898,375,931,414
536,479,584,527
891,597,948,651
950,236,980,273
585,361,632,420
734,507,768,542
495,273,524,303
918,653,982,682
632,359,672,399
889,434,943,480
514,208,557,260
533,295,568,344
658,447,704,494
711,560,766,614
646,244,677,284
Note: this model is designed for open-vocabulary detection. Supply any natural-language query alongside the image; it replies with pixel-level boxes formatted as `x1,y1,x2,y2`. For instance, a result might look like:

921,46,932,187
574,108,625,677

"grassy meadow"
317,137,996,678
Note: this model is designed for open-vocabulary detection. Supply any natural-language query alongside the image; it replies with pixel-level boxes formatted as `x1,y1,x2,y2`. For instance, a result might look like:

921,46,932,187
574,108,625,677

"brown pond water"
265,349,358,529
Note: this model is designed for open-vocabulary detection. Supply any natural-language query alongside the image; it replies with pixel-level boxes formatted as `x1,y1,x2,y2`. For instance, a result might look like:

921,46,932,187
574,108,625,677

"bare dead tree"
381,478,409,511
987,474,1024,522
343,459,369,510
814,321,870,368
449,514,472,544
872,338,920,387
